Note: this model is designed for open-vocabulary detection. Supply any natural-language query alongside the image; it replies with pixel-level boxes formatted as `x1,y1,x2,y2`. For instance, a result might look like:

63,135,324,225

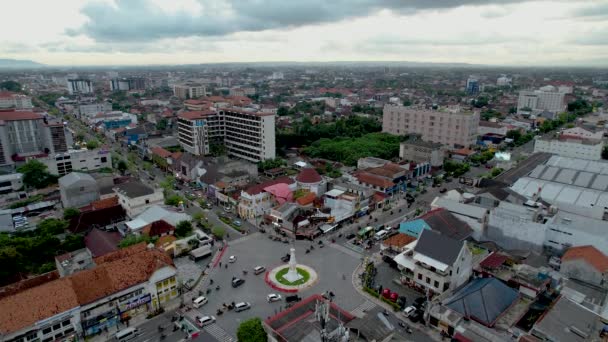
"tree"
165,194,183,206
156,118,168,130
192,212,204,223
210,143,227,157
211,226,225,239
119,235,149,248
63,208,80,220
117,160,128,174
17,160,56,189
37,218,68,236
402,98,412,106
277,106,289,116
86,140,99,150
61,234,85,251
160,176,177,192
175,221,193,238
0,81,22,92
236,318,267,342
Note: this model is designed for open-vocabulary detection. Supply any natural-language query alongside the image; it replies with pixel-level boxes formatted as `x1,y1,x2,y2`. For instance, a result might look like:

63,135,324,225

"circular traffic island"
266,264,318,292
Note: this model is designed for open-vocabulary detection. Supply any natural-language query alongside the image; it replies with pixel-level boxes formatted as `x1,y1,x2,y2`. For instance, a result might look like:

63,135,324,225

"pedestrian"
219,262,222,267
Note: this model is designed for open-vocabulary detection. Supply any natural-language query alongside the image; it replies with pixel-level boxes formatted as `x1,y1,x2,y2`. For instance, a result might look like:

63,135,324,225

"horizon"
1,1,608,67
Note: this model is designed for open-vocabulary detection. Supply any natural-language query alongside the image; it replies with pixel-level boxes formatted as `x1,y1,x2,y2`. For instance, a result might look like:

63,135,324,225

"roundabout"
265,248,318,292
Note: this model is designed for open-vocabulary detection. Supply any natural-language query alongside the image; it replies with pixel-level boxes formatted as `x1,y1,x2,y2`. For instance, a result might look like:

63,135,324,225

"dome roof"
296,168,322,184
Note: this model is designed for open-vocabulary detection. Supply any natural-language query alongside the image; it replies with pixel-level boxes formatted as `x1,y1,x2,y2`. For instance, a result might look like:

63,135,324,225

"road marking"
351,300,377,317
329,242,363,258
204,323,235,342
229,232,261,245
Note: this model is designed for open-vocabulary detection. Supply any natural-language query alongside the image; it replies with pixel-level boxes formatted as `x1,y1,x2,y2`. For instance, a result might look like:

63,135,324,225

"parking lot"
189,233,366,338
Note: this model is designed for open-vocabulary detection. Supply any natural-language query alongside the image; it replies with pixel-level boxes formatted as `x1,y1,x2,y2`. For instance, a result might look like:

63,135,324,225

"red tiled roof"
382,233,416,248
245,176,294,195
184,99,210,105
203,96,226,102
178,110,215,120
151,146,171,158
562,245,608,273
91,196,119,210
0,110,43,121
170,151,183,160
142,220,175,237
295,168,322,184
84,228,121,257
355,172,394,188
452,148,476,156
296,192,316,206
479,252,508,269
0,91,17,99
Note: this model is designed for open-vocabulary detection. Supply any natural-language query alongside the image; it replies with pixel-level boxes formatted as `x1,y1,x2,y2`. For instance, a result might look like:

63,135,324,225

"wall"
486,208,546,253
41,150,113,176
560,259,604,287
533,139,603,161
61,182,100,208
118,189,164,218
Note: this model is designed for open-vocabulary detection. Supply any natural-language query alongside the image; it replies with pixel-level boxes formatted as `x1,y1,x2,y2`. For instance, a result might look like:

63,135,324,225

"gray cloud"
571,30,608,45
69,0,535,42
572,3,608,17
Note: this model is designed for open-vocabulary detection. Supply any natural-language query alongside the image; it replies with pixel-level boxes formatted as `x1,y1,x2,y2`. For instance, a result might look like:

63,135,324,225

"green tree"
257,158,286,171
38,93,63,107
63,208,80,220
211,226,225,239
16,160,57,189
165,194,183,206
236,318,267,342
119,235,149,248
490,167,504,178
61,234,85,251
192,212,204,223
156,118,168,130
0,81,22,92
210,143,227,157
174,221,193,238
117,160,128,174
277,106,289,116
160,176,177,192
86,140,99,150
38,218,68,236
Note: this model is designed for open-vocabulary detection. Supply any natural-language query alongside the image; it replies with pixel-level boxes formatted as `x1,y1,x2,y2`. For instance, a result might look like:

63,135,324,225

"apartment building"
533,136,604,160
67,79,93,95
517,87,565,115
399,139,445,167
110,77,146,91
77,102,112,118
114,181,164,218
382,105,480,148
0,91,33,109
177,108,276,162
173,83,206,99
229,87,256,97
0,110,69,168
39,149,113,176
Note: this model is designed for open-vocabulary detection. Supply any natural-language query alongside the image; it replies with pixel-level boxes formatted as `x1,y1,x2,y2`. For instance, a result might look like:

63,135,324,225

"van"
234,302,251,312
193,296,208,308
115,327,139,341
374,230,389,241
253,266,266,275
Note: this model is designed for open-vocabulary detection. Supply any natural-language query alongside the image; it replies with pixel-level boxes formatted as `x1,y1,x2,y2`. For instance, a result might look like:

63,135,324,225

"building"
110,77,146,91
394,229,473,294
0,243,177,341
561,127,604,143
177,108,276,162
89,111,137,130
517,87,565,115
561,245,608,287
238,177,296,219
67,79,93,95
530,296,604,342
0,110,69,168
0,91,33,109
466,76,480,94
114,181,164,218
40,149,112,176
78,102,112,118
382,105,480,148
533,135,604,161
0,173,23,194
229,87,256,97
497,76,511,87
478,120,508,136
295,168,326,195
124,205,191,235
59,172,100,208
173,83,206,99
399,139,444,167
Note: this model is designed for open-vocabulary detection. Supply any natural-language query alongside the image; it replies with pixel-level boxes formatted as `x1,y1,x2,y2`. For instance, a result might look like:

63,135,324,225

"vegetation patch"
275,267,311,286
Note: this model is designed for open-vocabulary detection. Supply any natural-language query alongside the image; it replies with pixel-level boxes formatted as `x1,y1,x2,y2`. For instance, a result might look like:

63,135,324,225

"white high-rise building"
177,108,275,162
173,83,206,99
67,79,94,95
517,86,565,115
497,76,511,86
0,92,33,109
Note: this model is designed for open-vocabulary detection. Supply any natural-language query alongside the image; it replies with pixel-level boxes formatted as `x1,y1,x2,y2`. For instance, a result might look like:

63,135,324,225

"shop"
118,294,152,324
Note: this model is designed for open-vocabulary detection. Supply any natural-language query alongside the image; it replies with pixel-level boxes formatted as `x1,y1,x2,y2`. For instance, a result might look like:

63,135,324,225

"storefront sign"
120,294,151,312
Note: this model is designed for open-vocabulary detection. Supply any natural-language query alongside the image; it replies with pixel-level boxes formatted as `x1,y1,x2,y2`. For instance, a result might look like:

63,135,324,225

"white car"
403,306,417,317
267,294,282,302
228,255,237,263
196,316,216,327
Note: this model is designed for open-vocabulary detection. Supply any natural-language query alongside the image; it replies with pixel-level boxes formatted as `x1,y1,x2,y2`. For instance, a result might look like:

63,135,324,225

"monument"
283,247,303,282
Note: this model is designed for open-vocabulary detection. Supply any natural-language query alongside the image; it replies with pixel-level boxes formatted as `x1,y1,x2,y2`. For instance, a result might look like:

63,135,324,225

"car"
232,278,245,288
234,302,251,312
439,188,447,193
192,296,208,308
224,206,232,212
413,297,427,309
196,315,216,327
345,233,356,240
281,254,290,262
409,310,423,323
267,293,282,302
232,219,242,227
403,306,417,317
228,255,237,263
253,266,266,275
285,295,302,303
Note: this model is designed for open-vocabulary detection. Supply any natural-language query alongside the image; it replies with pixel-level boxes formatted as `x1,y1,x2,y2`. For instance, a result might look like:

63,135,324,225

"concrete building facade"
382,105,480,148
400,139,445,167
59,172,100,208
533,137,604,161
517,88,565,115
67,79,93,95
173,83,206,99
40,149,112,176
0,92,33,109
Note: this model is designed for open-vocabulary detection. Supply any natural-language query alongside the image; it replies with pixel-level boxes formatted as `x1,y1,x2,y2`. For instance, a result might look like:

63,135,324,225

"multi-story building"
0,110,70,168
533,136,604,160
88,111,137,130
517,87,565,115
77,102,112,118
0,243,177,341
400,139,445,167
177,108,276,162
40,149,112,176
466,76,479,94
114,181,164,218
229,87,256,97
0,91,33,109
382,105,480,148
173,83,206,99
110,77,146,91
497,75,511,86
67,79,93,95
0,173,23,194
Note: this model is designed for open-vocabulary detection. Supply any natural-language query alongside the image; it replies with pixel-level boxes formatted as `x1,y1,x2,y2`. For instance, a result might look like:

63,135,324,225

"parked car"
228,255,237,263
403,306,416,317
439,188,447,193
345,233,356,240
234,302,251,312
382,255,398,269
232,219,242,227
232,278,245,288
253,266,266,275
192,296,208,308
285,295,302,303
409,310,423,323
196,316,216,327
267,293,282,302
413,297,427,309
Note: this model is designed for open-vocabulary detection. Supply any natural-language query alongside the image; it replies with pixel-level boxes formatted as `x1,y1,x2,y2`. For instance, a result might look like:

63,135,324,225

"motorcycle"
216,309,223,316
206,288,211,294
305,249,310,254
209,279,214,285
243,270,248,275
216,285,220,291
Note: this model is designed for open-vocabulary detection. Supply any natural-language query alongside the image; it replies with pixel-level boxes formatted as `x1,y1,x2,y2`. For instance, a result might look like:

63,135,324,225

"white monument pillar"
284,247,303,282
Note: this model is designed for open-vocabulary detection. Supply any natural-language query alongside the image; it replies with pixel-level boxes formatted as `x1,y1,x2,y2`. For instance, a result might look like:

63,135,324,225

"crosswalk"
329,242,363,259
204,323,235,342
351,300,377,317
229,232,261,246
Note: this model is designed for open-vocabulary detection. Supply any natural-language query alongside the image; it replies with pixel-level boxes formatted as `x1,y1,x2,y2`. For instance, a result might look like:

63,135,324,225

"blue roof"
444,278,518,326
399,219,430,238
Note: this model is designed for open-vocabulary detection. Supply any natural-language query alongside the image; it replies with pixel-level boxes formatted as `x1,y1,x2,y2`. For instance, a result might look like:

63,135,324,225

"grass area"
275,267,311,286
470,245,487,255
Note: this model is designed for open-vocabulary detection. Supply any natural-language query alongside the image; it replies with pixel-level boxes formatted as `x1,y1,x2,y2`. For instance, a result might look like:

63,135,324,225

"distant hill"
0,59,45,69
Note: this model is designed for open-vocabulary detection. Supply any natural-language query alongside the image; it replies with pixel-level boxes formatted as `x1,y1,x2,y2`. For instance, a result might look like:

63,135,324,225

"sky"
1,0,608,66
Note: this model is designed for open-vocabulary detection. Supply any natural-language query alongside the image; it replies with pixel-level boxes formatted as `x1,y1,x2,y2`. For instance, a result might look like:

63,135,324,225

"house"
124,205,191,235
114,181,164,218
142,220,175,238
59,172,100,208
238,177,296,219
295,168,326,195
394,230,473,294
451,148,477,162
430,197,489,240
561,245,608,288
418,208,473,241
381,233,417,252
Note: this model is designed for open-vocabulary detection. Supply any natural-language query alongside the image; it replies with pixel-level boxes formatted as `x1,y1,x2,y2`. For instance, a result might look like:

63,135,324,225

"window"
434,281,439,288
426,277,430,284
101,157,107,163
145,199,150,204
457,267,460,274
417,273,422,280
42,327,52,335
62,320,70,327
52,324,60,331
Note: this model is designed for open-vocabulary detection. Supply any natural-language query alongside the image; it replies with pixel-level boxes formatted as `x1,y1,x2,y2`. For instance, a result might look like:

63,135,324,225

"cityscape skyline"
2,0,608,67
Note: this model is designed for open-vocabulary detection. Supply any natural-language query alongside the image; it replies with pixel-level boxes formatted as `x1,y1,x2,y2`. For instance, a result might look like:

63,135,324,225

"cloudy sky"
2,0,608,66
